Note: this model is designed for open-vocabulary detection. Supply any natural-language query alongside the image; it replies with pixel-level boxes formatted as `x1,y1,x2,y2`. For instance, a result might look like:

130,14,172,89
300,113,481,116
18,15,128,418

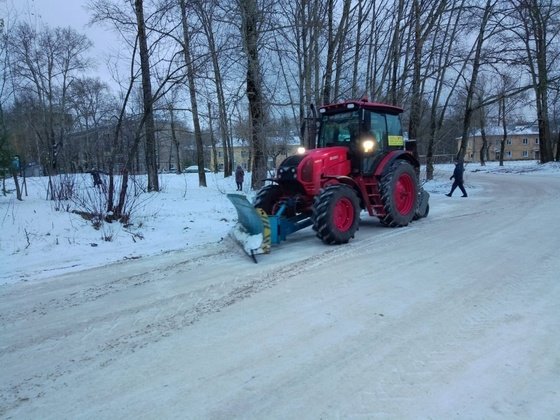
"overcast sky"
4,0,123,86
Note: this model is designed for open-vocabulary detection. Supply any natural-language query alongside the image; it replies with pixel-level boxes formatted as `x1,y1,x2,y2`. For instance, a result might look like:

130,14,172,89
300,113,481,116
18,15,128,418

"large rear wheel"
312,184,360,244
380,160,418,227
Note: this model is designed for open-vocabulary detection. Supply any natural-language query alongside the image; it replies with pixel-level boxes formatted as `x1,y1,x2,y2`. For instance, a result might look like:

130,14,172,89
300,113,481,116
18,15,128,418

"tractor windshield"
317,111,362,148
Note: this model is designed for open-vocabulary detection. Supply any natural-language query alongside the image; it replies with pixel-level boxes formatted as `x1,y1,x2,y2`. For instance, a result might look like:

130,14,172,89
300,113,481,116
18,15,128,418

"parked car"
184,165,212,173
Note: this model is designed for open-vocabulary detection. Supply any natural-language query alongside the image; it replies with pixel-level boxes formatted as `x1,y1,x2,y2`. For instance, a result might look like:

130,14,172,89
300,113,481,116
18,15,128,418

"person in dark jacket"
446,159,468,197
235,165,245,191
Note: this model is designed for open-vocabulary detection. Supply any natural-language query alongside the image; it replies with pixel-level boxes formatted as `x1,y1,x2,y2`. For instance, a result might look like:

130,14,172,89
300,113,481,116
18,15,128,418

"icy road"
1,172,559,419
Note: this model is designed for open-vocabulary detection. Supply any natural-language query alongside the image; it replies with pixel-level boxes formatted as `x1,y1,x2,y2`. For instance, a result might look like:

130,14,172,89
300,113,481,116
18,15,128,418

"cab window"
386,114,402,136
318,111,361,147
370,112,388,146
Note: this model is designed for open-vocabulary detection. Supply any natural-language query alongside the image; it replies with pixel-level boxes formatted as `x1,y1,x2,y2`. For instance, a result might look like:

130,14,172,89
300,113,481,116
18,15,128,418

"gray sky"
4,0,122,86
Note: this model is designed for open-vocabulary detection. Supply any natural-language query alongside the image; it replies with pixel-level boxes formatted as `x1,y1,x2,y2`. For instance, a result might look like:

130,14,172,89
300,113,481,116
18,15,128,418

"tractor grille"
278,155,305,181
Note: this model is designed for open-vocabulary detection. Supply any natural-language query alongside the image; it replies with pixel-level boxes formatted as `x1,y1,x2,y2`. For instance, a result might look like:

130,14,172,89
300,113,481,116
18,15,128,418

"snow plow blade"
227,194,271,262
227,193,313,263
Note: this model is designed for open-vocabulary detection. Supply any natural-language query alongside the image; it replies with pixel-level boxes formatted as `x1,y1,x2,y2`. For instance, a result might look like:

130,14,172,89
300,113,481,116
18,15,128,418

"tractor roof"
319,99,403,115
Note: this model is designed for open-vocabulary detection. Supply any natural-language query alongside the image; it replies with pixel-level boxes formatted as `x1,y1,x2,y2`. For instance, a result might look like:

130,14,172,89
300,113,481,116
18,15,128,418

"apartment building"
459,126,541,162
210,136,302,171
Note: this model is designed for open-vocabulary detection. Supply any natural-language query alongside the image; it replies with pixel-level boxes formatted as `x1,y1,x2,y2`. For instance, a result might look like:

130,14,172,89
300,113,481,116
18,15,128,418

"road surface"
1,172,559,419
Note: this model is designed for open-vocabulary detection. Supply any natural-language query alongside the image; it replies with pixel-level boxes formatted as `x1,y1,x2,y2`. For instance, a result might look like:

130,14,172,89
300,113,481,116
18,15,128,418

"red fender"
374,150,419,177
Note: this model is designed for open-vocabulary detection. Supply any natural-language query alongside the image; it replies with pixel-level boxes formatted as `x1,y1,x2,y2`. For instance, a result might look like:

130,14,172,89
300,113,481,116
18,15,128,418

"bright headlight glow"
297,146,306,154
362,139,375,153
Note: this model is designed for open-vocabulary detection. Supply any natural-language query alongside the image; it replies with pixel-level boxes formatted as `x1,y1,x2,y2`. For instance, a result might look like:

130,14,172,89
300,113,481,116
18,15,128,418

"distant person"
446,159,467,197
89,170,103,188
235,165,245,191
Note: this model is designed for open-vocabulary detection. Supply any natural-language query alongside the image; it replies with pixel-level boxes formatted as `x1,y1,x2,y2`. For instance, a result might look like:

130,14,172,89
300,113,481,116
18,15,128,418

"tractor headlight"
297,146,306,155
362,139,376,154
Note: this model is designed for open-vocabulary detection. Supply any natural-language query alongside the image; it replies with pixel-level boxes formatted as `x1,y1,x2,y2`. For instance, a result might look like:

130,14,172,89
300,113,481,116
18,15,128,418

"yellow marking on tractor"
256,208,271,254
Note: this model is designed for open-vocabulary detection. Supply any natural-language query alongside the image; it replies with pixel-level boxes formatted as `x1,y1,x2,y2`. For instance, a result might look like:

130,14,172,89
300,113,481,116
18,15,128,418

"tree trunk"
408,0,422,160
514,0,554,163
196,2,232,176
239,0,267,190
134,0,159,192
11,171,22,201
479,100,488,166
531,1,553,163
332,0,351,101
556,131,560,162
479,123,487,166
388,0,406,105
169,107,182,174
208,101,218,173
499,95,506,166
322,0,335,105
458,0,493,160
351,1,365,98
409,0,448,162
179,0,206,187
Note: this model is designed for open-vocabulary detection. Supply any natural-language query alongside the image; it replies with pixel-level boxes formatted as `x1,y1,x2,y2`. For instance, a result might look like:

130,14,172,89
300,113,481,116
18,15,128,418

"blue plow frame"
267,203,313,245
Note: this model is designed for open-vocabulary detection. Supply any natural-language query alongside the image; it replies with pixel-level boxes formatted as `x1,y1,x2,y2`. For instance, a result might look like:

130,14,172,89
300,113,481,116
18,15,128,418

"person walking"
446,159,468,197
235,165,245,191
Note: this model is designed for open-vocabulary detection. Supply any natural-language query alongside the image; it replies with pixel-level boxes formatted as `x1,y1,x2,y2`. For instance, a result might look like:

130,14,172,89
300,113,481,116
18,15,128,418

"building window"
506,138,512,145
522,150,528,157
218,151,223,158
241,150,248,158
535,138,539,144
522,138,528,145
506,151,512,158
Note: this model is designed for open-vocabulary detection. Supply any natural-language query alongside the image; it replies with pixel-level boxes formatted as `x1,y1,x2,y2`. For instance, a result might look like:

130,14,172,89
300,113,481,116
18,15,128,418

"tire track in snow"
0,242,232,325
0,238,342,414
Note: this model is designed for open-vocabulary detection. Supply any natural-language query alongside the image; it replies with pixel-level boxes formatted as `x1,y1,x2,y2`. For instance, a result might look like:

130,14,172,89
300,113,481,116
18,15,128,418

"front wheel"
379,160,418,227
312,184,360,245
253,184,282,214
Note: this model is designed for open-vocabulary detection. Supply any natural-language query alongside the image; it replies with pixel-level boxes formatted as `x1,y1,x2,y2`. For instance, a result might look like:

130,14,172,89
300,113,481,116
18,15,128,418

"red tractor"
228,99,429,260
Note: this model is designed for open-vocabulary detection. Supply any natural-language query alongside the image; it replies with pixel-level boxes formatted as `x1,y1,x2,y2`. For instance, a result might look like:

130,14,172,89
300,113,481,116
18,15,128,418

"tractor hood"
277,147,351,195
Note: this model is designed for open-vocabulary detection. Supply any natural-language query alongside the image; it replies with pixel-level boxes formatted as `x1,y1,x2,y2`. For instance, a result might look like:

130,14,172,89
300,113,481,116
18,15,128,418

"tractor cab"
316,100,406,175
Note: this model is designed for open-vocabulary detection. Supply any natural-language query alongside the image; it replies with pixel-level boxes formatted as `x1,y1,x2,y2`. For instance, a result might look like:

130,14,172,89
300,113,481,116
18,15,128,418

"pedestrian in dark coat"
446,159,467,197
235,165,245,191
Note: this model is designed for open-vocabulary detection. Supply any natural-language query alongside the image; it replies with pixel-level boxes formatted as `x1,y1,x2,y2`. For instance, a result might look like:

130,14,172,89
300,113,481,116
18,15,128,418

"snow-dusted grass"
2,160,558,284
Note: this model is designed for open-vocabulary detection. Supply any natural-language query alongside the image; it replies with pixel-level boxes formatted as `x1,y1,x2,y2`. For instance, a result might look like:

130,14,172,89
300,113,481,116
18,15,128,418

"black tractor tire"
379,160,418,227
312,184,360,245
253,184,282,215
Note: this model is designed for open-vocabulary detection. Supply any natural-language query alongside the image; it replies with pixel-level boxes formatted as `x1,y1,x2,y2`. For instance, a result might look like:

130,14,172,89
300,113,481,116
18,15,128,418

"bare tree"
194,0,234,177
134,0,159,191
178,0,206,187
386,0,409,105
508,0,559,163
275,0,324,148
457,0,497,160
68,77,114,171
408,0,448,161
7,24,92,178
238,0,267,190
321,0,352,104
478,102,489,165
425,0,466,179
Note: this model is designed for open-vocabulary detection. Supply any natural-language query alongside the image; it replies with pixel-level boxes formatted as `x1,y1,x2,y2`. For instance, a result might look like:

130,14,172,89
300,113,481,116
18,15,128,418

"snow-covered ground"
1,160,560,419
2,160,558,285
